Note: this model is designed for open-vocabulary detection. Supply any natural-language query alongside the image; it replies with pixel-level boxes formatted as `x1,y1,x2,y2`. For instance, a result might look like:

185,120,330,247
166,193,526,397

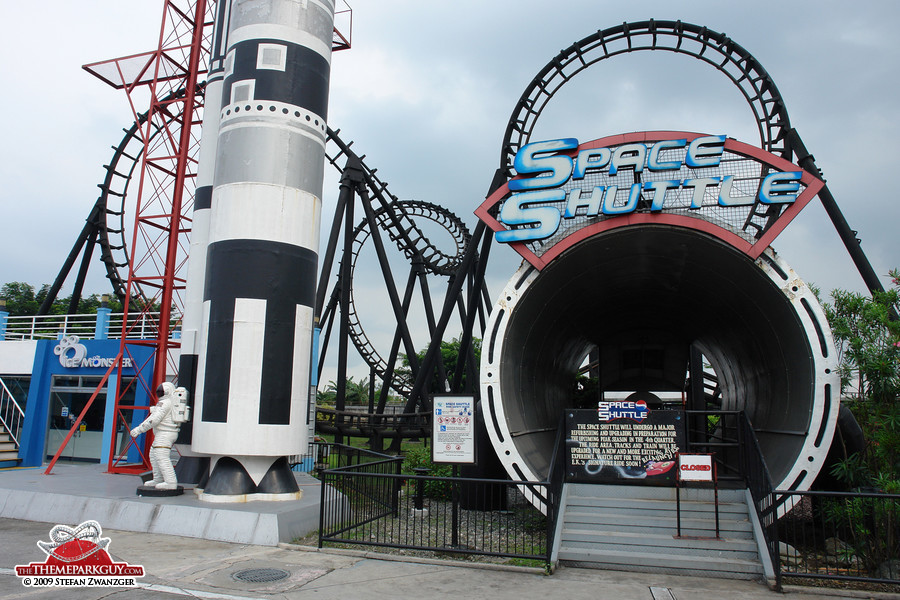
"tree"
318,376,401,407
825,268,900,491
2,282,48,315
818,270,900,573
1,281,123,316
398,336,482,394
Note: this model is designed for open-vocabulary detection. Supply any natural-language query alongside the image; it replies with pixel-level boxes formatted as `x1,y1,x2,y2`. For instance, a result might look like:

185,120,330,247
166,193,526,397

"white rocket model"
191,0,335,499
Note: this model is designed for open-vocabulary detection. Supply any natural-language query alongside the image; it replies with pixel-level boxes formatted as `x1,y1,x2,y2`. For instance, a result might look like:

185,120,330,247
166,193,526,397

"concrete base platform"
0,463,331,546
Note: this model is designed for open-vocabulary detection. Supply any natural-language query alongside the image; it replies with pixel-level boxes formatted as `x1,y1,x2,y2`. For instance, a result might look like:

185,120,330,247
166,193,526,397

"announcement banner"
566,405,685,484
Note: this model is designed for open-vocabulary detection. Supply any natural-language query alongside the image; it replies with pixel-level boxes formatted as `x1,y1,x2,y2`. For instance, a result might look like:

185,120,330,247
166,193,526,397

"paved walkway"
0,517,887,600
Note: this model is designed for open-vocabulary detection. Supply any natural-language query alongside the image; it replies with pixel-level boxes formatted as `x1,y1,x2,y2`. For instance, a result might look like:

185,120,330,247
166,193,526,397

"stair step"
561,528,759,552
558,546,763,579
557,483,764,580
567,483,745,503
0,451,20,461
560,532,760,561
565,496,748,516
0,442,17,452
563,510,753,536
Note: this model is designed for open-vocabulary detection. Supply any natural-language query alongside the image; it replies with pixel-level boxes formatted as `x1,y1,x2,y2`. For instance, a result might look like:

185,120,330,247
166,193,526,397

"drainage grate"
231,568,291,583
649,587,676,600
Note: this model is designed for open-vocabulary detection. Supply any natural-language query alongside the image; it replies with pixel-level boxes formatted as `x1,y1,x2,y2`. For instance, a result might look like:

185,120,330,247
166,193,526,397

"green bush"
825,269,900,490
401,445,452,500
821,268,900,572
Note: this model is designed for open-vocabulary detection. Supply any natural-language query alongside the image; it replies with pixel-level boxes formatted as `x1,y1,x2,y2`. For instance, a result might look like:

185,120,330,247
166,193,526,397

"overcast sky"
1,1,898,380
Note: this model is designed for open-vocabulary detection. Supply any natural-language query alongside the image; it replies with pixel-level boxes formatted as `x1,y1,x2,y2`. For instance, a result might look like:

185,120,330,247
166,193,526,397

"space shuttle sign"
475,131,824,270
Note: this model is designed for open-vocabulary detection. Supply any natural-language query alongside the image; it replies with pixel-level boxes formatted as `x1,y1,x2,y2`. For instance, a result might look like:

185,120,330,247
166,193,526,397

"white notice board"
432,395,475,464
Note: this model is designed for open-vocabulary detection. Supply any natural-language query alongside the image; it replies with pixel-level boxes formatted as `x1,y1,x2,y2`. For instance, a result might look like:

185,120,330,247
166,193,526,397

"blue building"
0,308,156,468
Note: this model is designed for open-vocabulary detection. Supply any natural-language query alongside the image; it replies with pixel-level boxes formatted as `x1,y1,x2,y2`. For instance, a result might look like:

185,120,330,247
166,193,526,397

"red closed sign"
680,463,711,471
678,454,714,481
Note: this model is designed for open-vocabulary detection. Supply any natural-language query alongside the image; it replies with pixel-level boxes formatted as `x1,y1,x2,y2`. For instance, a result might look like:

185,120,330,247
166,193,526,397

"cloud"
2,0,898,384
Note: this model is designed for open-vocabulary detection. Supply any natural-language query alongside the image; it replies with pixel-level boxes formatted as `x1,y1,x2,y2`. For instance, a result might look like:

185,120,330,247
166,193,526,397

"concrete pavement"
0,517,889,600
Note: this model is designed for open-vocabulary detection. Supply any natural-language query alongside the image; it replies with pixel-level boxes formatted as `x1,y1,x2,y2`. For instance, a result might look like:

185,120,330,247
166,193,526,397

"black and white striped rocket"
191,0,335,498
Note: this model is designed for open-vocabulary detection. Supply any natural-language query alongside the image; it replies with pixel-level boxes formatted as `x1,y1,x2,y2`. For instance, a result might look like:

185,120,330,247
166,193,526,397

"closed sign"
679,454,714,482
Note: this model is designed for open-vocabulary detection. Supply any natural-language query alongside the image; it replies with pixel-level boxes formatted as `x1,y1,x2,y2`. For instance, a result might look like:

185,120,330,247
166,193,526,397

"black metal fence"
681,410,900,589
684,411,780,581
317,444,550,563
735,412,780,578
308,417,900,588
683,410,744,483
774,490,900,586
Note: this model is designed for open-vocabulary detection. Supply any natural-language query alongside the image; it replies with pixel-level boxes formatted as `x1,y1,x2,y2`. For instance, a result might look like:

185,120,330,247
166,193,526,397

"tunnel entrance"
481,225,839,492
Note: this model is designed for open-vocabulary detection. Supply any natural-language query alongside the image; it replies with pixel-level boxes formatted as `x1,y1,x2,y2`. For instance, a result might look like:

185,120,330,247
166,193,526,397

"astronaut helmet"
155,381,177,399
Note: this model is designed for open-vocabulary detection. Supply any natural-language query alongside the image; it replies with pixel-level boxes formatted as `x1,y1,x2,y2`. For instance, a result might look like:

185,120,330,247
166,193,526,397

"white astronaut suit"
131,381,181,489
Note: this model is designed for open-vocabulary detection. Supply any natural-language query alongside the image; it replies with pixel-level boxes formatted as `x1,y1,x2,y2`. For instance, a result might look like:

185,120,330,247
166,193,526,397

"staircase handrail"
0,376,25,446
544,413,568,563
683,409,779,581
735,411,780,585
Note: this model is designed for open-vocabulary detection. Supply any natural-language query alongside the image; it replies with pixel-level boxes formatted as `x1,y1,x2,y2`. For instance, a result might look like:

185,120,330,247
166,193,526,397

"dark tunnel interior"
495,225,818,486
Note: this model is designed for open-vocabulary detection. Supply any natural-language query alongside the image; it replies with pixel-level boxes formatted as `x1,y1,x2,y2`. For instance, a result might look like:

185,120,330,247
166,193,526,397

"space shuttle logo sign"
475,131,824,270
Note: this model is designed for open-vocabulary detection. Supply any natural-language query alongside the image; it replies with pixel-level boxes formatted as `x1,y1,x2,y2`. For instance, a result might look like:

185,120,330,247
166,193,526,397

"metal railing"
774,490,900,586
0,376,25,446
287,440,332,473
318,444,550,563
684,410,900,589
684,410,744,483
3,313,99,340
544,415,568,557
315,407,430,440
318,444,403,542
2,312,181,341
684,410,779,574
736,411,780,581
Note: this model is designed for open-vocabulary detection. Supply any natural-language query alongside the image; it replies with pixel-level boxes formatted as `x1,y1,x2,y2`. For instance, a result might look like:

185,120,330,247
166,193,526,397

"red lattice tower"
46,0,215,474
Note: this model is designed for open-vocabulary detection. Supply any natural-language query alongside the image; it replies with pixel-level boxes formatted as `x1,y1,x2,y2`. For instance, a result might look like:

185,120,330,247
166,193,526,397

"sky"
1,0,898,382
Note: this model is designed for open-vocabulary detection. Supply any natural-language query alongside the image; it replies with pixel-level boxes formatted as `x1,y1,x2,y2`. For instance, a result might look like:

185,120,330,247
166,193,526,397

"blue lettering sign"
495,135,802,244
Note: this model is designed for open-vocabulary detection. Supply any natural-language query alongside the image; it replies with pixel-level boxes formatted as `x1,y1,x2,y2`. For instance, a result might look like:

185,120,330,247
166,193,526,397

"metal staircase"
0,376,24,466
0,428,19,465
555,483,768,580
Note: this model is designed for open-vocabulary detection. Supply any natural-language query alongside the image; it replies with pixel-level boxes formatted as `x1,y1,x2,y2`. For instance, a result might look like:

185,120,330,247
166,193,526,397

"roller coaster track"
499,19,793,239
323,129,472,396
342,198,470,395
324,129,470,277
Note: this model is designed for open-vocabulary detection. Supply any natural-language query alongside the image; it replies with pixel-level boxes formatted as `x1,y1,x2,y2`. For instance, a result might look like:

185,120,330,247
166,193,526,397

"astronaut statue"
131,382,190,491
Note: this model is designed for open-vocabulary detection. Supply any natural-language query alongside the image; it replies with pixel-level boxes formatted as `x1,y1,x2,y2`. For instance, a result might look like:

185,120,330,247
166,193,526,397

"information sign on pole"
432,395,475,464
